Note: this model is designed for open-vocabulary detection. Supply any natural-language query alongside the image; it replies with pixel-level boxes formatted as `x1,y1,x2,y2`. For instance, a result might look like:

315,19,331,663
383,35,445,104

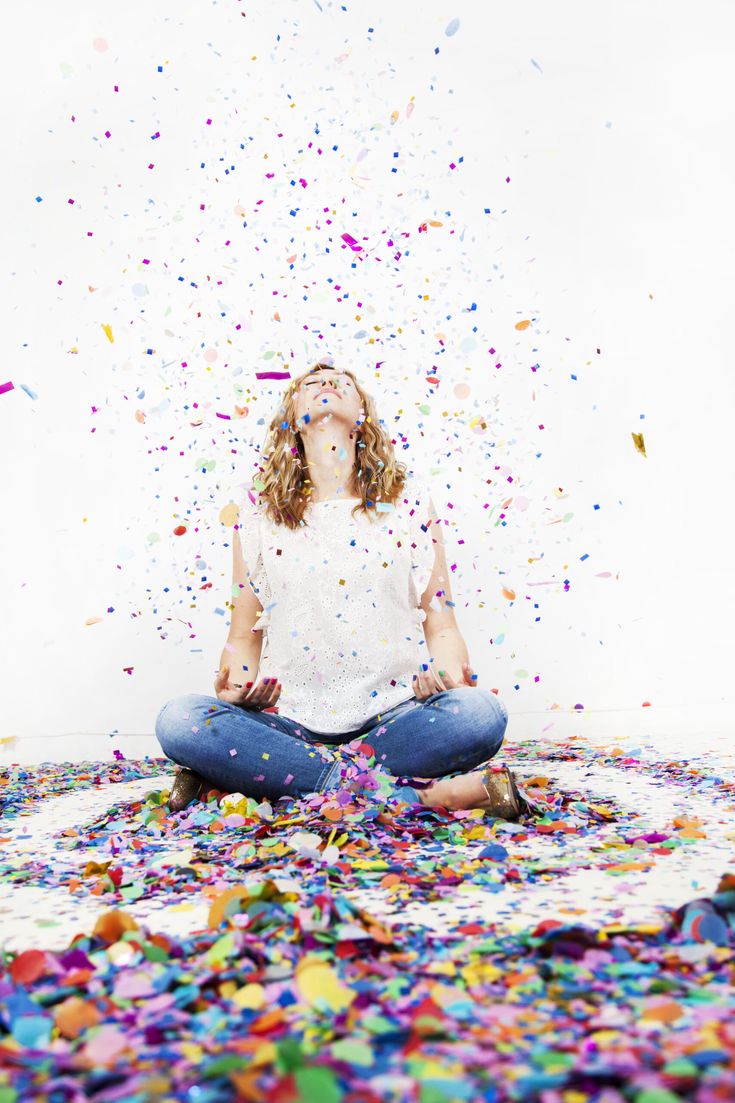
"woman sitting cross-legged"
155,358,527,821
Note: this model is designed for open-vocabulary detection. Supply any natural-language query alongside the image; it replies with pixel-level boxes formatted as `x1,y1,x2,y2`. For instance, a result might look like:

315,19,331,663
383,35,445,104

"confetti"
0,743,733,1100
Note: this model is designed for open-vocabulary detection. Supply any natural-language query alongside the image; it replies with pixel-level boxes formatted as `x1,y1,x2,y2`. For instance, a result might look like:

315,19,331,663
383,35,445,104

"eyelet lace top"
235,474,437,733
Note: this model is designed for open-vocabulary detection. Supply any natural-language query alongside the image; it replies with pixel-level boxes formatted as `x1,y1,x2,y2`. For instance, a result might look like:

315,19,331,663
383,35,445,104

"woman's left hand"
413,661,478,701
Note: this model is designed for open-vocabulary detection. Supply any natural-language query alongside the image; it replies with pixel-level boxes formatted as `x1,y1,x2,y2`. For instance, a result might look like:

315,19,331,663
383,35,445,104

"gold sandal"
478,764,528,821
168,767,205,813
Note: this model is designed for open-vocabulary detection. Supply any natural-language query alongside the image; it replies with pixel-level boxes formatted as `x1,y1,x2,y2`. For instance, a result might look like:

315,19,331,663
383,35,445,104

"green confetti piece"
662,1058,699,1077
330,1039,374,1067
204,932,237,966
276,1037,305,1074
294,1065,343,1103
534,1051,575,1071
362,1013,394,1034
635,1089,686,1103
420,1086,462,1103
202,1055,249,1079
119,884,145,903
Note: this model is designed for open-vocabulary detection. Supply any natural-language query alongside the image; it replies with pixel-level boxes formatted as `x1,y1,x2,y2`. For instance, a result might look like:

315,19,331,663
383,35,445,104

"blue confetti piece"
478,843,509,861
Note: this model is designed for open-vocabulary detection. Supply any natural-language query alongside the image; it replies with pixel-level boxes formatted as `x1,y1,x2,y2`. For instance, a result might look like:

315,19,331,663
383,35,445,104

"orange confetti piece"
515,319,531,330
230,1070,268,1101
604,861,653,872
84,860,112,877
208,886,252,929
250,1008,286,1034
501,587,516,601
380,873,402,889
92,910,139,943
640,1001,684,1024
54,996,102,1039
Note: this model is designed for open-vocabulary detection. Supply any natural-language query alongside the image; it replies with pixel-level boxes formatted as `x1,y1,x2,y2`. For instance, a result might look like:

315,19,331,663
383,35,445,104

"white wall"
2,0,734,750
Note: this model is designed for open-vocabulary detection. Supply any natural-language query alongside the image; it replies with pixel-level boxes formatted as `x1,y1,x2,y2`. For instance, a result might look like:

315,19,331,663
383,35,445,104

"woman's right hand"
214,666,282,712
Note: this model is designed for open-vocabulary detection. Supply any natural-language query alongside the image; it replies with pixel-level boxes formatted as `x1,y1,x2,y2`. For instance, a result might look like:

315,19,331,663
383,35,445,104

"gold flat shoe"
168,767,205,813
477,764,528,821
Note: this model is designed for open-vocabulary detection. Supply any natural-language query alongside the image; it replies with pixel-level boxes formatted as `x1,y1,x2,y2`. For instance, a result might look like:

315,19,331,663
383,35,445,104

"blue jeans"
155,688,508,806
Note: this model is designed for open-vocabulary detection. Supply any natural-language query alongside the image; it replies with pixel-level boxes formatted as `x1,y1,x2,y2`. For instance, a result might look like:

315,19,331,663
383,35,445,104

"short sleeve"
237,488,272,632
402,475,437,620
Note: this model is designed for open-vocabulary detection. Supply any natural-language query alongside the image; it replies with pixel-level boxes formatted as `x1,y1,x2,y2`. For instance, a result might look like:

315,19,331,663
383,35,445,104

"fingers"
264,678,281,707
243,676,281,710
432,668,448,693
414,664,446,700
463,661,479,686
262,678,282,713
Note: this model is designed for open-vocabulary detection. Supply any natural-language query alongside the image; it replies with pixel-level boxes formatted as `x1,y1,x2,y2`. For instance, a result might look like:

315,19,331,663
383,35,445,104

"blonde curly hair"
251,360,409,530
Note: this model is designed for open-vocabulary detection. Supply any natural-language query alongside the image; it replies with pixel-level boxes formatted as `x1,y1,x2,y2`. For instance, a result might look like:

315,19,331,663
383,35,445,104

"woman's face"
292,368,364,433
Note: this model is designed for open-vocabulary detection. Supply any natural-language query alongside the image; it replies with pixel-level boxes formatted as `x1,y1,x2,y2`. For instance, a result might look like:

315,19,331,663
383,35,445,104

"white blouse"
235,473,437,733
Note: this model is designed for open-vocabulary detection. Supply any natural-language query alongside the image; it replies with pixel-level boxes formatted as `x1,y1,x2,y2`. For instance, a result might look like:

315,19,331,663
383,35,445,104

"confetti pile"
1,739,734,1102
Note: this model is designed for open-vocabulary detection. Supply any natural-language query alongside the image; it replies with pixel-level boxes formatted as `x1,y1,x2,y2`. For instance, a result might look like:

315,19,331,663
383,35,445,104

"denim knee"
155,693,208,757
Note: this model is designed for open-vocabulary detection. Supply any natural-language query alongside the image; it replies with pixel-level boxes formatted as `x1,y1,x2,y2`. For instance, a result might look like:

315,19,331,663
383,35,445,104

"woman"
155,359,526,819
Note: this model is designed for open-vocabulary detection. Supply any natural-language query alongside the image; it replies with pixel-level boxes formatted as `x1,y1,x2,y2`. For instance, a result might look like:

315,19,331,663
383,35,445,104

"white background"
2,0,734,754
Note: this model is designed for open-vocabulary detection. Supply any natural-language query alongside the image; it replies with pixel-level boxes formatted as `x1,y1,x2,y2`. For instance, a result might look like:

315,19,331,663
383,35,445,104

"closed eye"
304,378,352,388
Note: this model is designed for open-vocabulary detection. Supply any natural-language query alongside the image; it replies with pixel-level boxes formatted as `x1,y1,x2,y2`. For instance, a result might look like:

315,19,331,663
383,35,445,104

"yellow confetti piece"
430,983,465,1009
632,431,647,457
101,324,114,343
180,1042,204,1063
589,1030,622,1046
425,961,457,977
231,983,266,1010
219,502,240,526
295,954,356,1013
251,1042,277,1067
